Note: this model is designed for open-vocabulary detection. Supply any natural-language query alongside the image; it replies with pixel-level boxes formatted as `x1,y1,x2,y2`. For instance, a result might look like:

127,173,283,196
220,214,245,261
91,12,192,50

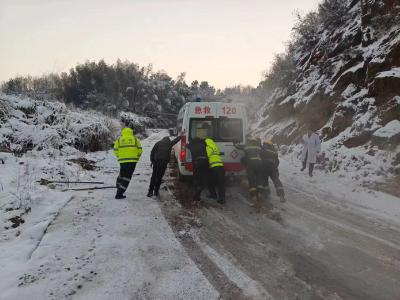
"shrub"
318,0,349,30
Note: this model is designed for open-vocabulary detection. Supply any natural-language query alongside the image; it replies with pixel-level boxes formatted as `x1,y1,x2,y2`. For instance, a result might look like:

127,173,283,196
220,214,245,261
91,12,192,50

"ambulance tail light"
180,135,187,162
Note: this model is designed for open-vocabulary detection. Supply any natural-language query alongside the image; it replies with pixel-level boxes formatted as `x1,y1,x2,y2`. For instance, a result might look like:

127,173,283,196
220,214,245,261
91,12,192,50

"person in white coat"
300,129,321,177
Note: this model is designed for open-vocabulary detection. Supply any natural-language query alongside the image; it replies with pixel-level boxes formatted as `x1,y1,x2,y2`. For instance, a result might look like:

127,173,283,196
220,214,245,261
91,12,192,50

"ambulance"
172,101,247,177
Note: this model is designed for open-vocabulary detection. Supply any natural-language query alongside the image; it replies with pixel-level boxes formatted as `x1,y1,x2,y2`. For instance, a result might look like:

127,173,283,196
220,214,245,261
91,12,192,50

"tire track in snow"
286,201,400,251
284,184,400,251
28,196,74,259
198,242,273,300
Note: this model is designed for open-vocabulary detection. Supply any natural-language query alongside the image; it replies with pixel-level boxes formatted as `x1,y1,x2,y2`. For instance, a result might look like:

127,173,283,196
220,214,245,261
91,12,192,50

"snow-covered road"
161,138,400,299
0,130,218,300
1,129,400,300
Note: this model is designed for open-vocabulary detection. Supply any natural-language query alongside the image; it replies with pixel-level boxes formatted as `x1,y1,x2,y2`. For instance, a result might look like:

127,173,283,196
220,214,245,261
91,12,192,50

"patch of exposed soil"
9,215,25,228
68,158,96,171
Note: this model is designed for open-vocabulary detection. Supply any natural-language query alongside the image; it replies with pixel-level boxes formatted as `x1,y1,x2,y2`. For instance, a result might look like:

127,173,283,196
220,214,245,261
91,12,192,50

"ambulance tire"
178,172,191,183
176,164,191,183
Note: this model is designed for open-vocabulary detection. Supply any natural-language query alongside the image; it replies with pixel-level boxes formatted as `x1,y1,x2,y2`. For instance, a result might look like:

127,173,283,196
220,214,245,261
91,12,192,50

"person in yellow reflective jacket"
205,138,225,204
113,127,142,199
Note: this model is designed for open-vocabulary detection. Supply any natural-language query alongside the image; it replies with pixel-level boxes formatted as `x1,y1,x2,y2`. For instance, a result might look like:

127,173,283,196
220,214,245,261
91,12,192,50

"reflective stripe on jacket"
205,138,223,168
113,127,142,164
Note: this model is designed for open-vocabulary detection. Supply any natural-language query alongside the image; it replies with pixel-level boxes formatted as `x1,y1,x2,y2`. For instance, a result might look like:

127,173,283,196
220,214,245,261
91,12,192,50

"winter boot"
115,194,126,199
147,190,153,198
154,190,160,197
265,187,271,197
249,191,257,207
193,193,201,202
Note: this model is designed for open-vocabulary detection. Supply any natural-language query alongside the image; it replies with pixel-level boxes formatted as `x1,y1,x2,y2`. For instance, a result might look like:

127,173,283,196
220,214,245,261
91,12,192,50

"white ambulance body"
172,102,247,177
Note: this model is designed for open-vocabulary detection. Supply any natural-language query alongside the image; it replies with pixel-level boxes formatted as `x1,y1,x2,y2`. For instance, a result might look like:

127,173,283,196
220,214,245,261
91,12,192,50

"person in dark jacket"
261,139,286,202
235,137,266,204
187,137,209,202
147,136,181,197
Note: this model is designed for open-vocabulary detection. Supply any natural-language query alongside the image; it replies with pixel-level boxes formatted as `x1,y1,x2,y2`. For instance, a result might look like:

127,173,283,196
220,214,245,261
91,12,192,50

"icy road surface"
1,129,399,300
161,135,400,299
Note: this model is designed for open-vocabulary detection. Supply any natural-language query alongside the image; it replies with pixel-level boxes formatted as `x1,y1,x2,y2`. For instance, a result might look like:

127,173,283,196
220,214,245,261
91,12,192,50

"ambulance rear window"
189,118,243,142
218,118,243,142
189,119,215,140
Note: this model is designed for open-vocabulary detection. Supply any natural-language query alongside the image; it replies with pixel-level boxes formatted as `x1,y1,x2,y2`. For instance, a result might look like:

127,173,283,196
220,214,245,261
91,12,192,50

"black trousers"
265,167,284,197
193,159,209,201
302,151,315,175
208,166,226,202
247,160,265,195
116,162,136,196
149,160,169,193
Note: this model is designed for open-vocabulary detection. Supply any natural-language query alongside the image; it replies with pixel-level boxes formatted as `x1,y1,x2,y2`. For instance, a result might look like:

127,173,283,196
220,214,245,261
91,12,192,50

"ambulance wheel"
177,172,191,183
175,164,191,183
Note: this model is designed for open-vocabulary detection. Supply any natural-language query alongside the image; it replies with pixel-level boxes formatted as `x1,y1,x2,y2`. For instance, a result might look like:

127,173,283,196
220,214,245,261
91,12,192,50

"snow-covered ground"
0,130,218,300
278,138,400,195
279,156,400,225
1,95,399,299
1,128,399,299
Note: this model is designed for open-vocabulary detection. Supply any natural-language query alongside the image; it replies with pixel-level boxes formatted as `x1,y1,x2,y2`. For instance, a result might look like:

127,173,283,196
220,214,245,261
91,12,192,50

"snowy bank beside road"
279,157,400,226
0,94,120,153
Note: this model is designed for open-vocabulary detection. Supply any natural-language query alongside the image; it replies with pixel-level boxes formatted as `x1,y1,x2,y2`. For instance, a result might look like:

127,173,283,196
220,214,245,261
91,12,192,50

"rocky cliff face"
253,0,400,183
255,0,400,144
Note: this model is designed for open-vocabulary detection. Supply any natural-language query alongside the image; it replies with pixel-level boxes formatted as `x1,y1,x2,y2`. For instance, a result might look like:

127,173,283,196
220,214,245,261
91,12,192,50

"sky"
0,0,320,89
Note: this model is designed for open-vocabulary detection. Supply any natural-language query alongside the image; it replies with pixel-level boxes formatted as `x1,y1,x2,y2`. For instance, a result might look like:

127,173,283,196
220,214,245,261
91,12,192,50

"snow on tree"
1,60,218,127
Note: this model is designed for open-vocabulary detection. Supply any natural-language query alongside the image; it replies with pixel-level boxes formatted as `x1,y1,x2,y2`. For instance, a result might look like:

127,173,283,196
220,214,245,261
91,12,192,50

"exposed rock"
257,0,399,152
394,166,400,175
392,152,400,166
369,69,400,105
362,0,399,25
297,93,336,131
343,131,373,148
329,106,356,139
366,39,400,80
333,62,366,93
372,120,400,145
378,96,400,124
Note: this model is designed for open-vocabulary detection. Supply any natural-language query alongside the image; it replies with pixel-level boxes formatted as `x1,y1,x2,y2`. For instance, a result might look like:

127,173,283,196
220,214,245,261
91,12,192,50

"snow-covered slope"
0,94,120,154
0,94,154,253
254,0,400,186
